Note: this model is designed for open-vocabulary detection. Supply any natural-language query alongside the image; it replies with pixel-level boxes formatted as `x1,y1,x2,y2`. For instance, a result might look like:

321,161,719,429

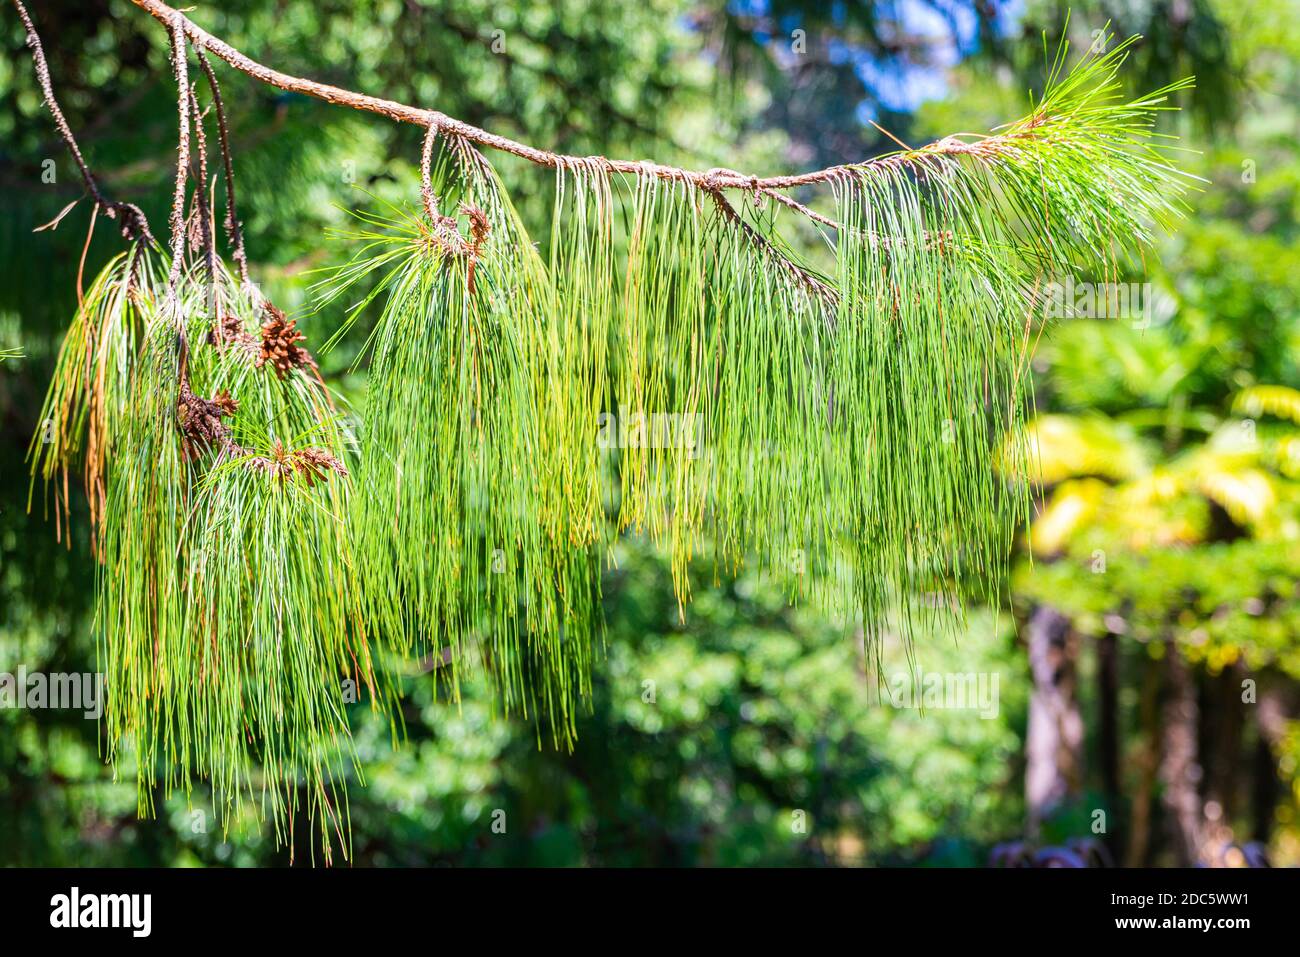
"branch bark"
129,0,1027,203
193,44,249,284
164,11,191,296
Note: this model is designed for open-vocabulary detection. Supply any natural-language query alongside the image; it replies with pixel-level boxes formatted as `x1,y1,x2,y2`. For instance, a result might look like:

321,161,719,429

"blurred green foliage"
988,0,1300,861
2,537,1025,866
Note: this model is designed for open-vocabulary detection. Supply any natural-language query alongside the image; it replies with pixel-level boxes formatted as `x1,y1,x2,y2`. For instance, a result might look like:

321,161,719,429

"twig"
165,12,192,296
193,43,249,284
187,85,224,329
419,123,443,222
418,125,477,259
163,9,195,408
130,0,1039,212
707,190,838,306
12,0,155,244
188,87,217,283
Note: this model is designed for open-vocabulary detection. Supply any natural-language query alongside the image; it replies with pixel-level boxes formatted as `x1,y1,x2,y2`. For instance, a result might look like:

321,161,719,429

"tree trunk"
1252,688,1287,844
1097,631,1122,853
1159,648,1203,866
1204,662,1243,828
1025,605,1082,836
1125,654,1161,866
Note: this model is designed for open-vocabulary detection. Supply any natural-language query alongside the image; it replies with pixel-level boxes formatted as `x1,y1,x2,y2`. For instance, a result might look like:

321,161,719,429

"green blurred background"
1,0,1298,866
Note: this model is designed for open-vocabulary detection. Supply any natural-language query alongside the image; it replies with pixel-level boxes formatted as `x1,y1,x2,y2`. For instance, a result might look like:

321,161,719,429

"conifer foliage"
18,0,1195,858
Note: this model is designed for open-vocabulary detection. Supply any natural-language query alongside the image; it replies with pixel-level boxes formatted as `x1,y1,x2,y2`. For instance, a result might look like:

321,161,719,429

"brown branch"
165,12,192,295
188,87,218,287
707,189,838,306
419,123,444,223
12,0,154,245
130,0,1032,214
193,44,249,284
418,126,487,272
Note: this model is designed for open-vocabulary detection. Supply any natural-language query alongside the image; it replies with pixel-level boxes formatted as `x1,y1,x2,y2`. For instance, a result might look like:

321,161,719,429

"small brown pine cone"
177,385,239,461
292,447,348,487
208,315,257,351
255,304,318,379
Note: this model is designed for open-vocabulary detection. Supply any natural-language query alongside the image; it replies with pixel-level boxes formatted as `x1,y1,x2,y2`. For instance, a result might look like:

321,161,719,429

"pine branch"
192,43,249,285
151,9,193,311
11,0,155,244
128,0,1130,216
20,1,1201,859
17,7,368,846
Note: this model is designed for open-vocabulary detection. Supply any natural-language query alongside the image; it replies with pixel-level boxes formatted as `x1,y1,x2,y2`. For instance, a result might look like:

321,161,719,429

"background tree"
1003,0,1300,865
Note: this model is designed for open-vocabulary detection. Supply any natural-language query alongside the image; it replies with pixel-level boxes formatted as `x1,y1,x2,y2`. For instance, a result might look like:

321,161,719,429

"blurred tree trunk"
1097,631,1122,853
1204,662,1243,828
1252,688,1288,843
1159,647,1203,865
1025,605,1082,836
1126,654,1161,866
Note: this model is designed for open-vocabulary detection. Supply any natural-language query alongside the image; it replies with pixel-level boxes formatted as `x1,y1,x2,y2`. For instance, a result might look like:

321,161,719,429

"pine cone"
459,204,490,294
292,447,348,487
207,314,258,351
177,386,238,461
462,203,490,255
255,304,317,379
246,440,347,487
246,439,295,482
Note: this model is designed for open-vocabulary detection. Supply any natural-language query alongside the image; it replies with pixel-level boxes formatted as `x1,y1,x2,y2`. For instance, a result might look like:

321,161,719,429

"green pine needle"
28,27,1197,856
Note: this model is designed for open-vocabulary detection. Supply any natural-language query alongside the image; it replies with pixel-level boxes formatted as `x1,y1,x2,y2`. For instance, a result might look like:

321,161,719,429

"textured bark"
1159,649,1203,866
1025,605,1082,835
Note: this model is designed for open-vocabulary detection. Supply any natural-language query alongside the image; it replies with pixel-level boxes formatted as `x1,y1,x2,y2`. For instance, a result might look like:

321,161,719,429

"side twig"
165,13,192,297
188,87,217,284
13,0,155,244
707,190,838,306
193,43,249,284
